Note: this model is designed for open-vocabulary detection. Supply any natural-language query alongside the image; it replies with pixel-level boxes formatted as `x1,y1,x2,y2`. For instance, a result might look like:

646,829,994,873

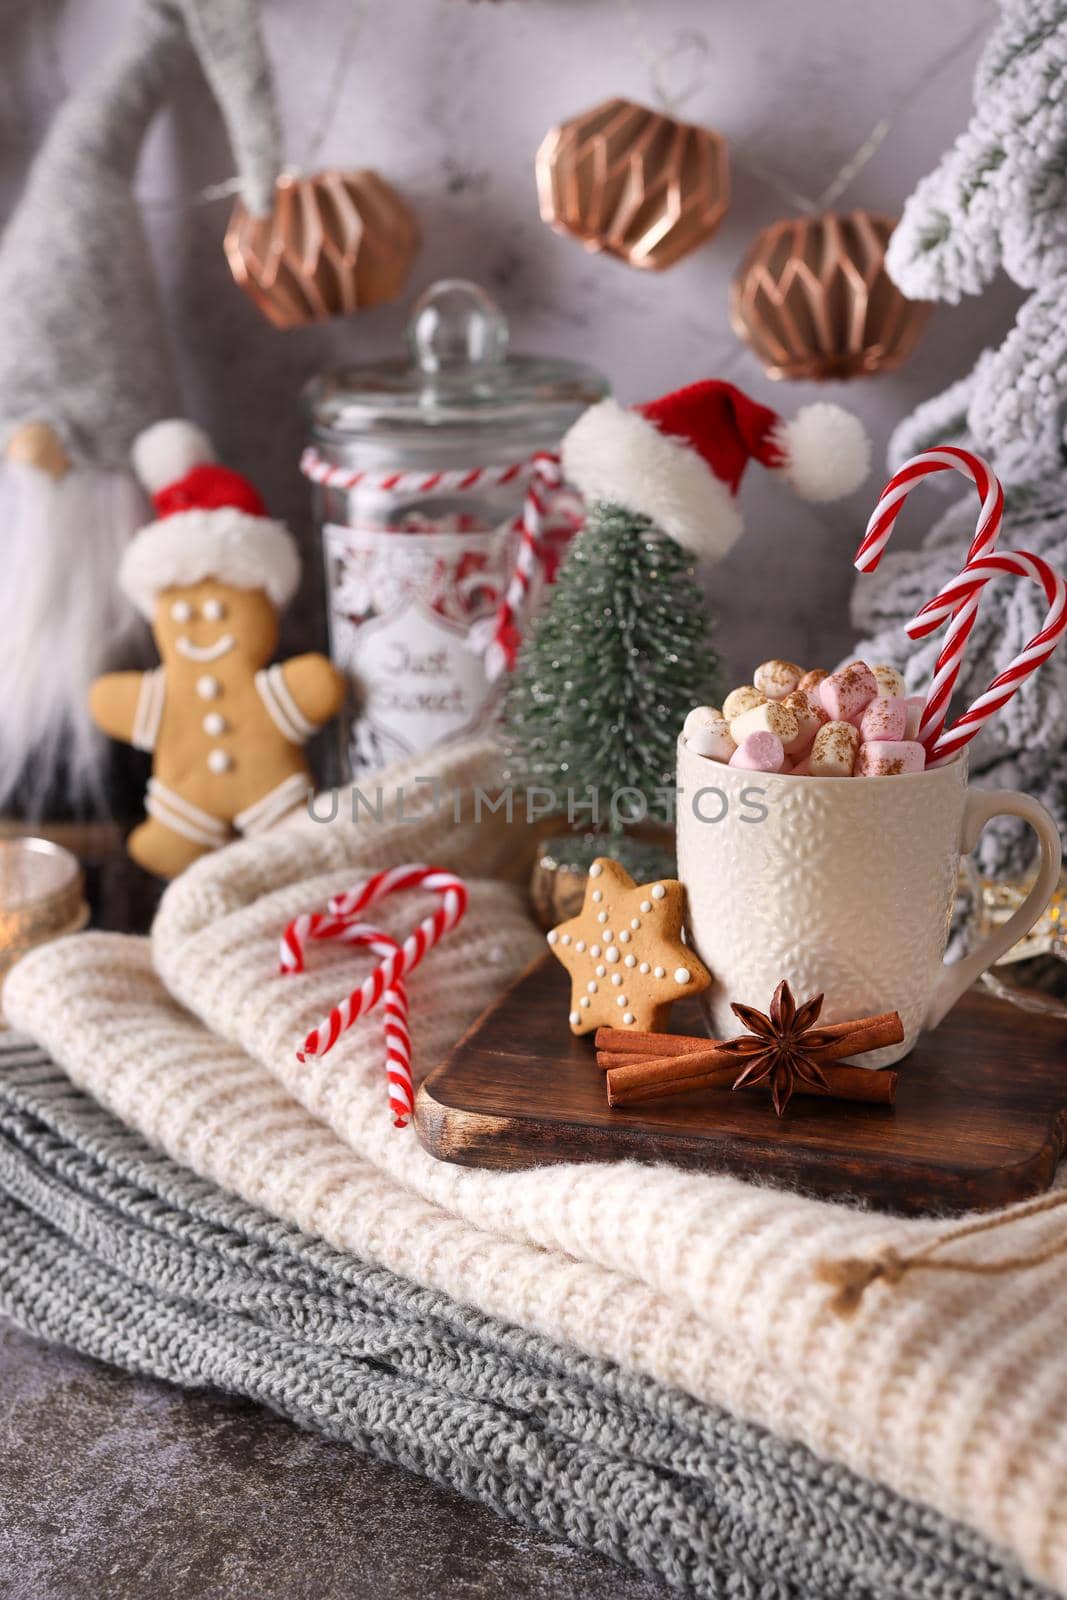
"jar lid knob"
408,279,509,376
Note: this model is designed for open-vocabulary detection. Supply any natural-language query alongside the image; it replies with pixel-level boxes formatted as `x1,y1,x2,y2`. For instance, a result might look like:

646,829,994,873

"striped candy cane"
280,866,469,1094
301,446,573,681
906,550,1067,766
854,447,1004,747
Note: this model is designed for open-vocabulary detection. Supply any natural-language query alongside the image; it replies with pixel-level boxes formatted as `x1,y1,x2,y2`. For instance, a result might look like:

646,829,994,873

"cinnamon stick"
605,1053,898,1107
595,1016,902,1064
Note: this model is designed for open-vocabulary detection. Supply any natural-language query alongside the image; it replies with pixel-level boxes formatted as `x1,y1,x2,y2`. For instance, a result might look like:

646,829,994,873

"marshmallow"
787,754,811,777
797,669,828,695
753,659,803,702
859,694,907,744
729,699,800,749
779,688,828,755
808,720,860,777
872,663,907,699
819,661,878,726
729,731,785,772
683,705,736,762
722,684,767,721
854,739,925,777
903,696,925,741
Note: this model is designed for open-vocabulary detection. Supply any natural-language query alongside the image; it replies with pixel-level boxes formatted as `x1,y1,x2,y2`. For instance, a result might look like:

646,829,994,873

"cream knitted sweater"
7,742,1067,1593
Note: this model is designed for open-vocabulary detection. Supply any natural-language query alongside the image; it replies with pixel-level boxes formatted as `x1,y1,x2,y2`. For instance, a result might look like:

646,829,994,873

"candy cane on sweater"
280,866,469,1073
853,447,1004,746
301,447,574,681
906,550,1067,766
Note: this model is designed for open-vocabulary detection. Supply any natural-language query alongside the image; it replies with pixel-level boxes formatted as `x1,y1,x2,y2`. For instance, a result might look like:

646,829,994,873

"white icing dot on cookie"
579,996,590,1008
592,889,603,903
575,940,585,952
590,944,601,958
639,962,650,974
546,931,557,945
639,900,652,914
603,928,614,941
618,930,630,943
611,973,623,987
196,675,220,701
597,911,608,924
569,1011,579,1025
589,862,603,877
630,919,641,931
207,749,232,775
587,981,597,994
624,955,636,968
623,1013,635,1025
596,965,606,978
653,966,665,978
616,994,628,1007
605,946,620,963
674,967,691,984
651,884,666,900
561,934,571,945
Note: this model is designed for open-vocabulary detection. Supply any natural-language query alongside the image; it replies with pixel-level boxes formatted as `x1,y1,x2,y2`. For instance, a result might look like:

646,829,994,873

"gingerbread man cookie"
89,421,345,879
546,858,710,1035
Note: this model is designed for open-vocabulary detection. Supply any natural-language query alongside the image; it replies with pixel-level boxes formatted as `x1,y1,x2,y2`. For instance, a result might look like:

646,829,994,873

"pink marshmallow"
786,754,811,776
729,731,785,772
859,694,907,744
854,740,926,777
903,696,925,741
819,661,878,726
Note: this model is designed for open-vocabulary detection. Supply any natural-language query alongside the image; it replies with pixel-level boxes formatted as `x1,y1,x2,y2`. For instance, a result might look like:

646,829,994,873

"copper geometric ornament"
224,170,420,330
536,97,730,272
729,210,932,381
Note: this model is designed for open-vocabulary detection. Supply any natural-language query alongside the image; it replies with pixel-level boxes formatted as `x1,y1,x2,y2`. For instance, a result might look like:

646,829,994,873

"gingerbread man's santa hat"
561,381,871,560
120,419,301,616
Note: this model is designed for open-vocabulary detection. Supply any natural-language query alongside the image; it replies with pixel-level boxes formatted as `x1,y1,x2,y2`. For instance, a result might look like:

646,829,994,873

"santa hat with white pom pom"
561,379,870,560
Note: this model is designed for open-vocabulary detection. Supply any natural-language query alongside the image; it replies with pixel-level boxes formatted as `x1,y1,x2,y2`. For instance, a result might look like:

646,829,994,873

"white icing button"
595,965,606,978
618,930,630,943
639,962,650,974
590,944,601,958
579,996,590,1009
651,884,666,900
587,980,597,994
602,928,614,941
589,862,603,877
624,955,636,968
196,675,220,700
202,712,227,737
568,1011,580,1026
170,599,192,623
654,966,665,978
561,934,571,945
630,918,641,931
592,889,603,902
616,994,628,1007
597,911,608,924
605,946,620,963
207,749,232,775
623,1012,635,1025
674,967,691,984
575,940,585,952
202,597,226,621
639,900,652,913
546,931,557,945
611,973,623,987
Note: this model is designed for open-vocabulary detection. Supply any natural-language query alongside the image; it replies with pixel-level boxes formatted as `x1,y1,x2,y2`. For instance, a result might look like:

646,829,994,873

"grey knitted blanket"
0,1038,1051,1600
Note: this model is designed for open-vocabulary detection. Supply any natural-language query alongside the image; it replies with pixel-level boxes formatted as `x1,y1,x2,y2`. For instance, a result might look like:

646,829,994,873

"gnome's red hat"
119,419,300,618
561,380,870,561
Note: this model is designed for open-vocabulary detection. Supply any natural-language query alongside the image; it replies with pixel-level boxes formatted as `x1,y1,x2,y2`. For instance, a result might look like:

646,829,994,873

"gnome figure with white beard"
0,0,282,817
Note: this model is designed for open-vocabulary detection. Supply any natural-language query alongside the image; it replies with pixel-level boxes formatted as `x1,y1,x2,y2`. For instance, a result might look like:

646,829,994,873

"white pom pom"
132,419,214,493
775,404,871,501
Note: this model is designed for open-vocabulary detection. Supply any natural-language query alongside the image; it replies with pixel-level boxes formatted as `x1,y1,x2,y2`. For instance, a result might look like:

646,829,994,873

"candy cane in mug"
854,447,1004,745
906,549,1067,766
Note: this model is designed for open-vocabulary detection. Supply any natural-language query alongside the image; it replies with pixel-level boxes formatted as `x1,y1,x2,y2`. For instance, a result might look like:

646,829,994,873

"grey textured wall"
1,0,1020,677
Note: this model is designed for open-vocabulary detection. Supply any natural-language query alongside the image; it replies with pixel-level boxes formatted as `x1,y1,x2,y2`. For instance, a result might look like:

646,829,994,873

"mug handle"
925,787,1062,1030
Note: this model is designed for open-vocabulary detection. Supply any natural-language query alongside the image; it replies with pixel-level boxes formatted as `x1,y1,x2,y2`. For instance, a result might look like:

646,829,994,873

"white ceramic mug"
676,736,1062,1066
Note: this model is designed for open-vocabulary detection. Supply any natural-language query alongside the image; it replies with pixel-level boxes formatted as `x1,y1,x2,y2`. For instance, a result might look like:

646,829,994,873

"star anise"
718,980,836,1116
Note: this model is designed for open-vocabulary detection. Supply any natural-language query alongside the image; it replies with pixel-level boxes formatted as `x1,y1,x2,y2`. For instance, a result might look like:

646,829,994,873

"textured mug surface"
676,736,1061,1066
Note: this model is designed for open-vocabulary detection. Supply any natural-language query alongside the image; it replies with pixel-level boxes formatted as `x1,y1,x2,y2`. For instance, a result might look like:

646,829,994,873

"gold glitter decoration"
224,170,420,330
729,210,932,381
535,97,729,271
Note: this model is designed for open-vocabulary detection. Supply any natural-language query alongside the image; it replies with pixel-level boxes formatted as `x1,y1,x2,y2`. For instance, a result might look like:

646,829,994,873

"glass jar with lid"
302,279,609,777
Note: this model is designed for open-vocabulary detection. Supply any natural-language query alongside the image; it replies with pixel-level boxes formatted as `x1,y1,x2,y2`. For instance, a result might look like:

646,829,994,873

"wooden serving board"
415,955,1067,1216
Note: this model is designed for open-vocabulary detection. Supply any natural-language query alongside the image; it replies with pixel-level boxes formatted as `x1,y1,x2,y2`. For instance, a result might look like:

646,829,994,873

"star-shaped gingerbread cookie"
546,858,711,1036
